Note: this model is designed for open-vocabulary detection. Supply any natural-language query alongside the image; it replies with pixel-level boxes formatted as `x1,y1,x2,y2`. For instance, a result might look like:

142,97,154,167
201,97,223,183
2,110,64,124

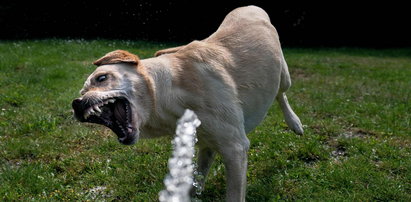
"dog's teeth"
84,110,90,119
89,108,96,115
83,107,92,119
93,105,101,113
108,99,115,103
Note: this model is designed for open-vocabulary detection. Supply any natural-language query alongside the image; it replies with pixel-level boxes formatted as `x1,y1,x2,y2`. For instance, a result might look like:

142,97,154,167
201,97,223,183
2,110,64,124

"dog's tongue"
114,101,126,122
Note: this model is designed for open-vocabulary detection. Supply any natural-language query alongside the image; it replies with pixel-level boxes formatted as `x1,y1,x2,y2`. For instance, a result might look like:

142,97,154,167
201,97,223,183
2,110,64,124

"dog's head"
72,50,153,145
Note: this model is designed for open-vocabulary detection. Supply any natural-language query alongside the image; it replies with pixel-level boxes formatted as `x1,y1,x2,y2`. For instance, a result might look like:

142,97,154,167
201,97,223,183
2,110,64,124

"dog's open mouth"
72,97,137,145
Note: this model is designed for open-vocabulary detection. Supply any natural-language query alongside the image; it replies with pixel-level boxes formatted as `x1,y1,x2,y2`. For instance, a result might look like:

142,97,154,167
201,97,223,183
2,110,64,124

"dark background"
1,1,410,47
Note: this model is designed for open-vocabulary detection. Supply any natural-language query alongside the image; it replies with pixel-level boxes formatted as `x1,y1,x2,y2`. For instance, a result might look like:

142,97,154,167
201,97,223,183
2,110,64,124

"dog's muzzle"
72,97,138,145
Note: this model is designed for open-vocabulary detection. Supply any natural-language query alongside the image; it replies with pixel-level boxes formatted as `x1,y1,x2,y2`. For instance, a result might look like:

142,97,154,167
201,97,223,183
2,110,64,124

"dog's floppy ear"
93,50,140,66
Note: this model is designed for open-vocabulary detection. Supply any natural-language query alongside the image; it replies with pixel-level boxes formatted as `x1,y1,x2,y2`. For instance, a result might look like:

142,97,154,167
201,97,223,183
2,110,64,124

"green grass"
0,40,410,201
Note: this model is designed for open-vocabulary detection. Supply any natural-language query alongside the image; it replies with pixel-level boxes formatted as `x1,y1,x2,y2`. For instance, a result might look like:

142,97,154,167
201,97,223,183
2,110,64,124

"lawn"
0,40,410,201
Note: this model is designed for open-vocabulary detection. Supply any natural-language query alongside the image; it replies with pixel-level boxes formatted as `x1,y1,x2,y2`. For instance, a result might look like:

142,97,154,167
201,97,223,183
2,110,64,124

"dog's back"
205,6,288,132
153,6,303,135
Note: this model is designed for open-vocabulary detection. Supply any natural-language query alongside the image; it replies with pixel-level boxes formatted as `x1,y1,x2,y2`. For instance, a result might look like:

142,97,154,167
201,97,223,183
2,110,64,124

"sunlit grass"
0,40,410,201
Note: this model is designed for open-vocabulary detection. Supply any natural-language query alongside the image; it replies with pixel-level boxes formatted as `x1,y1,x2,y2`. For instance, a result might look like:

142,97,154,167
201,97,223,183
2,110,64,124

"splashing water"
192,170,205,195
159,109,201,202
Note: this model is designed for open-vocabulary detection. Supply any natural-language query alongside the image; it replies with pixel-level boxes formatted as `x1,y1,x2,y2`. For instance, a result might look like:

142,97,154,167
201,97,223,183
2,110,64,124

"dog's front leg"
191,146,216,196
219,130,250,202
221,142,249,202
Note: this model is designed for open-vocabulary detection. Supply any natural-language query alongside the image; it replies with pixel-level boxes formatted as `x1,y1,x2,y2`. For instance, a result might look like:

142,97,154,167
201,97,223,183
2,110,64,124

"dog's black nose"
72,98,85,121
72,98,82,106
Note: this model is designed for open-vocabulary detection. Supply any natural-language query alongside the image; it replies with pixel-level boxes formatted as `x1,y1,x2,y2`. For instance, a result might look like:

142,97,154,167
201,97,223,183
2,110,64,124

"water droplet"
159,109,201,201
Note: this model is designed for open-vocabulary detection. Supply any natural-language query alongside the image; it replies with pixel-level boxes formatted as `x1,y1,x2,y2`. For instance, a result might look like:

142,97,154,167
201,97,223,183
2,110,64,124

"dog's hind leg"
276,57,304,135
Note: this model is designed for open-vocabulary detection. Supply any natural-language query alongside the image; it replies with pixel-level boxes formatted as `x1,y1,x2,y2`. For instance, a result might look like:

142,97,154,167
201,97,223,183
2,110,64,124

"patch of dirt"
340,128,379,139
14,65,26,71
331,145,346,157
327,128,378,159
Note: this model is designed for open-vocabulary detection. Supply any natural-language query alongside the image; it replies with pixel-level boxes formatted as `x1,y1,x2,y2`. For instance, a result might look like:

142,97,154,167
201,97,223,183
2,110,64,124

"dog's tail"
276,55,304,135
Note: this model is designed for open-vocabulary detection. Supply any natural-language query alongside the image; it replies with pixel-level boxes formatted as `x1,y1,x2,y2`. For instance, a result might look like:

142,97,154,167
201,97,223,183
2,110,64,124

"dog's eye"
96,75,107,82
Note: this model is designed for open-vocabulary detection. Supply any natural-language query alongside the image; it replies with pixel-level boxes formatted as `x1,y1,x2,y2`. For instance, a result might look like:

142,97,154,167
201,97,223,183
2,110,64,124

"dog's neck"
135,63,156,112
138,55,187,136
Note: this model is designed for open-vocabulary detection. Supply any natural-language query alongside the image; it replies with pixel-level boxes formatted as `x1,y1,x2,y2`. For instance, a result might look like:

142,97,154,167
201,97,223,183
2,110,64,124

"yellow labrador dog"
72,5,303,202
